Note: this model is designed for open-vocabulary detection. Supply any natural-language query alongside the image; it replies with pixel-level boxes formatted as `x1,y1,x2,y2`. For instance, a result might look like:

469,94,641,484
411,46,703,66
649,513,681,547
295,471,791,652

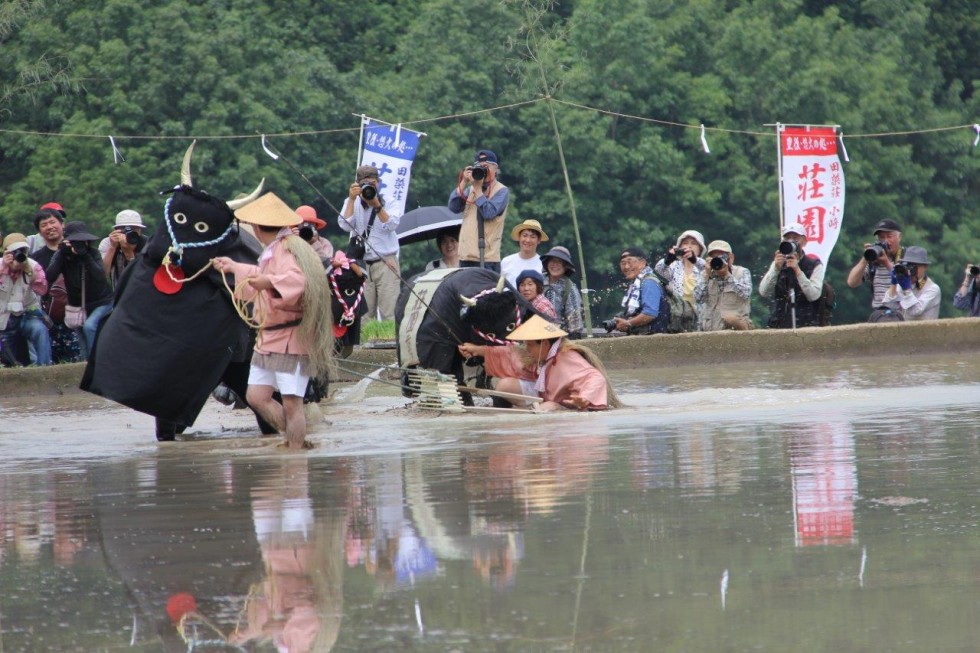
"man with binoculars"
879,246,940,320
759,224,825,328
448,149,510,272
846,218,903,318
338,164,401,321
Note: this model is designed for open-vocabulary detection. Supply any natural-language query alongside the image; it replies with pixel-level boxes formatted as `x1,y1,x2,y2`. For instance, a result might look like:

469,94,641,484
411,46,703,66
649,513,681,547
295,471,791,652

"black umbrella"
397,205,461,245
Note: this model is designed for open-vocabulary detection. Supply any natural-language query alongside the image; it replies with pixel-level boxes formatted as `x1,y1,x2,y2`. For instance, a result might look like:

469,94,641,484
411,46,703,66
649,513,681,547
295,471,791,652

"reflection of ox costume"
81,142,273,440
394,267,533,391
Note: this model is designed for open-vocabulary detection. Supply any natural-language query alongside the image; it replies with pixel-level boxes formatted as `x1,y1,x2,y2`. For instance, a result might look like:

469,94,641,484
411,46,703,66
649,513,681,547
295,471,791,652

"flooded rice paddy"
0,353,978,651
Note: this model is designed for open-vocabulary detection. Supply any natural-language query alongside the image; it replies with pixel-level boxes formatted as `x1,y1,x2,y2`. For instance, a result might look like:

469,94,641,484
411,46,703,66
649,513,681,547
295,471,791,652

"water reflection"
0,365,977,650
93,458,263,651
790,422,857,547
228,459,345,653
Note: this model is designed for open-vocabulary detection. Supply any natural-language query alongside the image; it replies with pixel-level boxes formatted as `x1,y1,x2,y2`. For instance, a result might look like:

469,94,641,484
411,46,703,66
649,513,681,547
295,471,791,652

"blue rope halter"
162,194,236,267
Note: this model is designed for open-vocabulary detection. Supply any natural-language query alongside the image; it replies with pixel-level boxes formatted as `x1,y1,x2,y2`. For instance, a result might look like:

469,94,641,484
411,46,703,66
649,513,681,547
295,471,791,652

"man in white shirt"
337,165,402,321
500,219,548,287
880,246,941,320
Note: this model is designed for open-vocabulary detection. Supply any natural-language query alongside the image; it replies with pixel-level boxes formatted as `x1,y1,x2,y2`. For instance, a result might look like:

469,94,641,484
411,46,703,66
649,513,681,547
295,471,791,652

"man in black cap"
846,218,903,317
608,247,668,335
448,148,510,272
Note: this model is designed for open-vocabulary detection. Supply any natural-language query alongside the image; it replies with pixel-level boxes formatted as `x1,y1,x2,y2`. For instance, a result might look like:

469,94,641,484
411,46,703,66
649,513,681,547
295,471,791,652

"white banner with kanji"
779,126,845,265
358,118,422,219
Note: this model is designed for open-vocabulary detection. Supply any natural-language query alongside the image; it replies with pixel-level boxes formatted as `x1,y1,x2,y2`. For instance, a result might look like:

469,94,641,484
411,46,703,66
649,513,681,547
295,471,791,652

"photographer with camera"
45,221,114,360
694,240,753,331
953,263,980,317
0,233,52,366
448,149,510,272
606,247,668,335
337,164,401,321
98,210,148,288
759,224,826,328
879,246,940,320
846,218,903,317
654,229,706,333
294,205,333,260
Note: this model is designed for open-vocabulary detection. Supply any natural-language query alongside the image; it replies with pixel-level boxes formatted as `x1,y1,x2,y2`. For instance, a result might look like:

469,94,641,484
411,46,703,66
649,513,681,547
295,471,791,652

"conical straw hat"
233,192,302,227
506,314,567,341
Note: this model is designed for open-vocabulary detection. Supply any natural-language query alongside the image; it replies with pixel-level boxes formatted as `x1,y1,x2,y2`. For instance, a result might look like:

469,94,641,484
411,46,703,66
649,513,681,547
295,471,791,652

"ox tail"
283,235,336,380
560,341,624,409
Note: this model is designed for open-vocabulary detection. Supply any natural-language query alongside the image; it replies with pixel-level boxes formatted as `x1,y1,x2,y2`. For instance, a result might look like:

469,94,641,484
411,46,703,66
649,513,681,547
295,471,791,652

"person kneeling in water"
458,315,621,411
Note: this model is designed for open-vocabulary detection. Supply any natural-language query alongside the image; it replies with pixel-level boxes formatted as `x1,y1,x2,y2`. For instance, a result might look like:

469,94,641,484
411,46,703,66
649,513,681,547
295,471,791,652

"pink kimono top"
226,232,307,356
482,343,608,410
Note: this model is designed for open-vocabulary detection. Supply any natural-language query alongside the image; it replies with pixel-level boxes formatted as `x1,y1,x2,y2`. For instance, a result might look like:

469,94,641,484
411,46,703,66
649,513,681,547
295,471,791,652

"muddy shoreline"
2,318,978,397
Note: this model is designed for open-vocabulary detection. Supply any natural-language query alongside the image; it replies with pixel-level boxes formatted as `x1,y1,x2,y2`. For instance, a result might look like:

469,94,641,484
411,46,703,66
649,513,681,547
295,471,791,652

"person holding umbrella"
424,227,460,271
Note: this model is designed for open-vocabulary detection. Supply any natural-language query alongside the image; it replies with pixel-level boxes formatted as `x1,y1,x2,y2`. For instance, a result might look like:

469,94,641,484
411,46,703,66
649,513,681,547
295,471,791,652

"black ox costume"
394,267,537,394
81,142,275,440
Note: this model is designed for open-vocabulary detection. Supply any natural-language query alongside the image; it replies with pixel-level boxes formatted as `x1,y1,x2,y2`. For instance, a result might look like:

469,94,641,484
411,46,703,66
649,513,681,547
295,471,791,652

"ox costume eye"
173,212,188,224
194,222,209,233
344,288,355,296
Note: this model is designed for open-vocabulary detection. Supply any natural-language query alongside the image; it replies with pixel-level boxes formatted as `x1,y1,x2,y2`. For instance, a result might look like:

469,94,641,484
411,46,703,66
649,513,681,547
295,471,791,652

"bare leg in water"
246,385,308,449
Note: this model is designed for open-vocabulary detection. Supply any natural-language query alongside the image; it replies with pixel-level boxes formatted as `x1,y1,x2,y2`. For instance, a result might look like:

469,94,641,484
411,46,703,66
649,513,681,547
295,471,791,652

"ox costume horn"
81,142,274,439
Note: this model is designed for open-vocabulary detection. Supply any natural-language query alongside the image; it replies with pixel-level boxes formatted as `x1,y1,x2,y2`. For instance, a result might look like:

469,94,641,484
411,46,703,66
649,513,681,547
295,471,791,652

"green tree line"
0,0,976,324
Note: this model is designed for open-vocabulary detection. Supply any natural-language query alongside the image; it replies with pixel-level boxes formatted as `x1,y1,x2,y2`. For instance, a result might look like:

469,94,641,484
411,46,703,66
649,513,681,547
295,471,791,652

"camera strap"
350,206,380,254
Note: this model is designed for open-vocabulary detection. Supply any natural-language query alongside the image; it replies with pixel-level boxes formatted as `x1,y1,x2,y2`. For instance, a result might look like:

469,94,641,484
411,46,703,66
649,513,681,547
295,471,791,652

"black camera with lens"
65,240,89,254
117,225,140,245
359,182,378,201
970,265,980,277
893,263,916,281
778,241,800,257
298,224,316,242
863,240,889,262
12,249,27,263
601,318,620,333
469,164,488,181
710,254,729,271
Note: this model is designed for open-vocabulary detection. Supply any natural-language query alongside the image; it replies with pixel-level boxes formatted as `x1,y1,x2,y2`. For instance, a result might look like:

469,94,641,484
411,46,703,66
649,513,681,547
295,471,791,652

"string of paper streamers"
1,96,976,158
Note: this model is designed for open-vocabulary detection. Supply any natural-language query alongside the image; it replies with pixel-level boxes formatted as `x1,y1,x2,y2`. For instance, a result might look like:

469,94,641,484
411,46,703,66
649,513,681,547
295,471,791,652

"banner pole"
355,114,367,182
775,122,785,235
544,95,593,336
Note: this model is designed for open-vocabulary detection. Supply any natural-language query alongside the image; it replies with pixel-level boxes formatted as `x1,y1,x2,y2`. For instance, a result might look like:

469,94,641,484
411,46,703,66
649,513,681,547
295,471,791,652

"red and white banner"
779,126,845,265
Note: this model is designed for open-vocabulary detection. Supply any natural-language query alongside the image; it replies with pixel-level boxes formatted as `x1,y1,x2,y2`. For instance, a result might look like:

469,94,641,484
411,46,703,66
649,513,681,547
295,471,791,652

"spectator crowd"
2,149,977,371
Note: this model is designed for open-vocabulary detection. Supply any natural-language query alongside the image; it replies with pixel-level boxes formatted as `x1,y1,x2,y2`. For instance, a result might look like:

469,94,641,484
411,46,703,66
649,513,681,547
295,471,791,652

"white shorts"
248,362,309,397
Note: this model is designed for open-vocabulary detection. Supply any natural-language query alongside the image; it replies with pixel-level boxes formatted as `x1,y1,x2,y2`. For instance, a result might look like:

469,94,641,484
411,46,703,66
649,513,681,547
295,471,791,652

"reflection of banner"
359,117,423,219
791,422,857,547
779,125,845,266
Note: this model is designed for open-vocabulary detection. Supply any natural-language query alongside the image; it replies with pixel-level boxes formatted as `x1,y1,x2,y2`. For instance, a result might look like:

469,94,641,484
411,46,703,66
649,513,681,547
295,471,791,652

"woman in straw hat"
213,193,334,449
458,314,621,411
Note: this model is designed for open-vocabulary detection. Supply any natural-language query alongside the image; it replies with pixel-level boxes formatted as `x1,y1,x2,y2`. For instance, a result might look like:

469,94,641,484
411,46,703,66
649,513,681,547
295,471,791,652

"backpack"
653,270,696,333
648,276,671,334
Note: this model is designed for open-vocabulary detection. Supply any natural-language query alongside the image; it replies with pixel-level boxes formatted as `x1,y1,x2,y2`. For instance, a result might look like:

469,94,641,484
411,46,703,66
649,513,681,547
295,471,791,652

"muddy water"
0,353,978,651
